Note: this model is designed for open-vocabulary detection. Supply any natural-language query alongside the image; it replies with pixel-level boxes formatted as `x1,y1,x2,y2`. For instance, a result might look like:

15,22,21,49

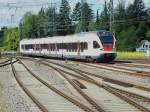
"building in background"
136,40,150,52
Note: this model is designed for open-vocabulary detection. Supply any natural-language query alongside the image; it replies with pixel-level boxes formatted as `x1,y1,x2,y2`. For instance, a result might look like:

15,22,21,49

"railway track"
84,63,150,77
41,59,150,112
71,62,150,91
0,58,10,64
36,61,106,112
11,59,49,112
24,58,150,112
103,63,150,74
0,58,18,67
19,57,150,91
112,61,150,68
45,59,150,89
14,58,95,112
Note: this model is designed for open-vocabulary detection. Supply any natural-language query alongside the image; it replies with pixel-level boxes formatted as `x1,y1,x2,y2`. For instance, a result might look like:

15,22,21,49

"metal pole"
110,3,111,31
81,0,84,32
109,0,114,32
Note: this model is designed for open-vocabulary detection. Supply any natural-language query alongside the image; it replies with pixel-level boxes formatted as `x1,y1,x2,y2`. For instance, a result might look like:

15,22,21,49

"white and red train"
20,30,117,62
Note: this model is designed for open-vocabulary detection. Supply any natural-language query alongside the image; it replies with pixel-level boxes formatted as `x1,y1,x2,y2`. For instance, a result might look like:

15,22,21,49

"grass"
116,51,149,59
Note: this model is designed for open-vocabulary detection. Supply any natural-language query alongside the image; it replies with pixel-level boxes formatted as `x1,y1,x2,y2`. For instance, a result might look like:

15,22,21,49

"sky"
0,0,150,29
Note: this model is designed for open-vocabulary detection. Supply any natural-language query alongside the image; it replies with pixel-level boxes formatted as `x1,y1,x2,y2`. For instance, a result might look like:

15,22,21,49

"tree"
37,8,47,37
133,0,147,20
99,0,109,30
3,28,20,51
135,22,148,38
126,0,147,27
82,3,93,31
114,0,126,33
72,2,81,22
20,12,39,39
117,26,137,51
57,0,73,35
96,10,100,25
46,7,58,37
72,2,93,32
74,22,81,33
88,21,96,31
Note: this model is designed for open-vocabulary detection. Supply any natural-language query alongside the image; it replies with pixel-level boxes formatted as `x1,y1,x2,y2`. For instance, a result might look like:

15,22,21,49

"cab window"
93,41,100,49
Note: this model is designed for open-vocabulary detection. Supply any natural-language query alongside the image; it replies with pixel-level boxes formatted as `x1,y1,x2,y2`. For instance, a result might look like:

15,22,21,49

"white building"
136,40,150,52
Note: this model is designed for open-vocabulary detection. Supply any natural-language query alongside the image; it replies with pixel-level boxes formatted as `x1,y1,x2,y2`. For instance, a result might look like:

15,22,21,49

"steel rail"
42,62,106,112
18,58,95,112
43,59,133,87
80,62,150,91
40,59,150,112
0,59,11,65
10,60,49,112
85,63,150,77
23,57,149,91
102,63,150,76
0,59,18,67
18,57,150,112
103,85,150,112
47,60,150,91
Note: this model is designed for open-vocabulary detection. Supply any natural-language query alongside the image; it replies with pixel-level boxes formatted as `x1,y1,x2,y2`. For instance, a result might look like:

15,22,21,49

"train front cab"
96,31,117,62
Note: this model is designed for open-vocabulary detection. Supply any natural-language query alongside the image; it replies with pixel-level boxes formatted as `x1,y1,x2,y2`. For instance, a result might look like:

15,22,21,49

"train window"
52,44,55,51
73,43,77,52
68,43,72,52
93,41,100,49
63,43,66,49
69,43,72,52
72,43,74,52
72,43,76,52
81,42,84,52
21,45,24,50
24,44,33,50
57,43,63,51
62,42,87,52
75,43,77,52
41,44,48,49
60,43,63,49
84,42,88,50
36,44,40,50
100,36,113,45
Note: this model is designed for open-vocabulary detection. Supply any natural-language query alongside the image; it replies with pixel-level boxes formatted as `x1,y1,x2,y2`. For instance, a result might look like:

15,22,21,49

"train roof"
20,30,110,42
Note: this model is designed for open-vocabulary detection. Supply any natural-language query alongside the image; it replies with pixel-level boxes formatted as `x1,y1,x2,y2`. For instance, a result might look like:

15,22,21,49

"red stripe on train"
103,45,113,51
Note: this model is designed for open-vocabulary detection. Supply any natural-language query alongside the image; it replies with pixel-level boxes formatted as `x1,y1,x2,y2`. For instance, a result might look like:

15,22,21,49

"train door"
77,41,80,59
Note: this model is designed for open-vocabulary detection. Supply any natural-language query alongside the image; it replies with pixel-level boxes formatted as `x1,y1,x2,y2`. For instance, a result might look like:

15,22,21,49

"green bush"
117,51,148,59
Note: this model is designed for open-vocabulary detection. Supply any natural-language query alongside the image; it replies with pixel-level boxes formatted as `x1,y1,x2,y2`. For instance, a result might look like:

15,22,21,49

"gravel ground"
0,64,41,112
0,83,9,112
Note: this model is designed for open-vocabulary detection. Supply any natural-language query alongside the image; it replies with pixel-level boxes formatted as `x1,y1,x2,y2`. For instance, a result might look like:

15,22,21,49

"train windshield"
98,31,113,45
